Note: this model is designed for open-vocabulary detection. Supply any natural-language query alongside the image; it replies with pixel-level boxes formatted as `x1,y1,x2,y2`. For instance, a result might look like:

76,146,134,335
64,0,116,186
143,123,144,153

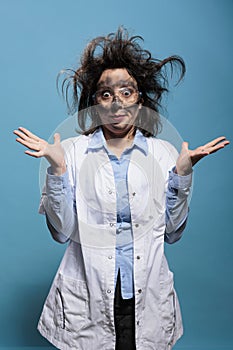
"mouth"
110,114,128,123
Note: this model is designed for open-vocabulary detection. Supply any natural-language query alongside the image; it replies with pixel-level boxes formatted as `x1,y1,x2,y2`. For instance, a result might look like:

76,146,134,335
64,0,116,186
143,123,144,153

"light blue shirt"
88,128,148,299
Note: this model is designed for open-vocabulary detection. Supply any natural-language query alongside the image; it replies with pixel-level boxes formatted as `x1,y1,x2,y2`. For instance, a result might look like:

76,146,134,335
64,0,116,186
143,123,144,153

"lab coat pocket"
54,274,88,333
159,274,176,337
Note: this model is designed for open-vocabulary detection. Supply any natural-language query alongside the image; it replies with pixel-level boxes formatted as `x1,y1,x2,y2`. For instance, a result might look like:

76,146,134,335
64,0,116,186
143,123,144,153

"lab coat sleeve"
165,168,192,244
39,168,78,243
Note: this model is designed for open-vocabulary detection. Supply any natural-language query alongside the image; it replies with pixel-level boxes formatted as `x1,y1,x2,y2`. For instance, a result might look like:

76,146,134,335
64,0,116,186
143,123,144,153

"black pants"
114,273,136,350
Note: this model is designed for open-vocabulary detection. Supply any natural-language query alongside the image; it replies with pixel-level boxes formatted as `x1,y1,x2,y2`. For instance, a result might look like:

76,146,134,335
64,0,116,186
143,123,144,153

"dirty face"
94,68,141,139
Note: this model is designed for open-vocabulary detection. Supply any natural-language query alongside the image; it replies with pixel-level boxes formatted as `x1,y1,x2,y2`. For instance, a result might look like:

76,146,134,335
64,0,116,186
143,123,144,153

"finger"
204,136,227,148
14,129,40,143
17,127,41,141
180,141,189,153
195,139,229,157
15,137,41,151
14,131,38,143
207,140,230,154
25,150,43,158
182,141,189,149
53,133,61,145
14,129,31,142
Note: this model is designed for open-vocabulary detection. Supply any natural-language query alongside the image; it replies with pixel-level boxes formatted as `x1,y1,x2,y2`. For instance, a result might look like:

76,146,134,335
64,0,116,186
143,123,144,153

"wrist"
175,166,192,176
45,155,66,176
50,164,66,176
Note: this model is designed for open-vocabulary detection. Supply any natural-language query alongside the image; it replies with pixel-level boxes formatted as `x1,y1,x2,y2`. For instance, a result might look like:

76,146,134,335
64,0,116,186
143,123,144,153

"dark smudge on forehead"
96,78,138,90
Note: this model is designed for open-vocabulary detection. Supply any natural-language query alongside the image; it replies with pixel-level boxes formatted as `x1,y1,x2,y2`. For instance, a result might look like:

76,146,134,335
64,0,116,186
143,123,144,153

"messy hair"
59,27,186,137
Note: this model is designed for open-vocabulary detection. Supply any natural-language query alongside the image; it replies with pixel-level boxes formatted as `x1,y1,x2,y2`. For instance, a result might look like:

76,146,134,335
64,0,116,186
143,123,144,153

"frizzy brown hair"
59,27,186,137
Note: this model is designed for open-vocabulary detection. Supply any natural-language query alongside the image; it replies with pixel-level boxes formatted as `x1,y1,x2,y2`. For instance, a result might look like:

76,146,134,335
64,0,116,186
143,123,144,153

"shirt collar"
88,127,106,150
88,127,148,155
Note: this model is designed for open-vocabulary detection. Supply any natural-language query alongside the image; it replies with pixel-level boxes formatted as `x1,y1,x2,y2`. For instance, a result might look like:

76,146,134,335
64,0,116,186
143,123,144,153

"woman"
14,28,229,350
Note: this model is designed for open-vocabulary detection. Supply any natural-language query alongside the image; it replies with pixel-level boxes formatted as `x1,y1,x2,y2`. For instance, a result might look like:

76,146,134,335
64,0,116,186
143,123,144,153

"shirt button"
137,321,140,326
107,289,112,294
110,223,114,227
108,255,113,259
136,256,140,260
135,223,139,228
132,192,136,196
138,289,142,294
108,189,113,194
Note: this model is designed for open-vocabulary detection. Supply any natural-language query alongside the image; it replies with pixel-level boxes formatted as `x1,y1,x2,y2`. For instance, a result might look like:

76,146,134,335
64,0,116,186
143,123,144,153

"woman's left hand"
176,136,230,176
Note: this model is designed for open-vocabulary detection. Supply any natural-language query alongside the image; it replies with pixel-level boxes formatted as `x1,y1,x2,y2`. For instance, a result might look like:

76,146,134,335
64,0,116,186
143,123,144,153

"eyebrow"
96,80,137,89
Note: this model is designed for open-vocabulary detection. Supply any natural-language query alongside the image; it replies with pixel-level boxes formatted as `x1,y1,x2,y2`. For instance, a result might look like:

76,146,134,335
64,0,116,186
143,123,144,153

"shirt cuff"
169,167,192,189
46,167,70,192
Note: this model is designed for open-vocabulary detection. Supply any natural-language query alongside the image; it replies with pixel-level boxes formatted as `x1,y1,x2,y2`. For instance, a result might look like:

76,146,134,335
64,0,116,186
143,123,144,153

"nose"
111,101,122,113
112,93,122,103
111,94,123,113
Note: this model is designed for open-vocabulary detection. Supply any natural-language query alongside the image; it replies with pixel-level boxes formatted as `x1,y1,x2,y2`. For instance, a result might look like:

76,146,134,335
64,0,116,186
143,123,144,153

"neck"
102,125,136,141
101,126,136,158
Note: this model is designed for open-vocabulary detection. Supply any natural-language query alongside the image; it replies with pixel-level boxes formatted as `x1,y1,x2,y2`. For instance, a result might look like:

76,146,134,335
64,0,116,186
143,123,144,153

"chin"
109,123,132,132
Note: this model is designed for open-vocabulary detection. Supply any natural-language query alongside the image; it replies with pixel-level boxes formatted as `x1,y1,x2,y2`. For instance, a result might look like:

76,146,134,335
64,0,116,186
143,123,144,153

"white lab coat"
38,132,191,350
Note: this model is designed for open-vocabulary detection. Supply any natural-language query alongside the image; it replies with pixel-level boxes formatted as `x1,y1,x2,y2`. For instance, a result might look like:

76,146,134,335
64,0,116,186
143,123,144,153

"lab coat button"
138,289,142,294
136,255,140,260
135,223,139,228
107,289,112,294
108,255,113,259
132,192,136,196
108,190,113,194
110,223,114,227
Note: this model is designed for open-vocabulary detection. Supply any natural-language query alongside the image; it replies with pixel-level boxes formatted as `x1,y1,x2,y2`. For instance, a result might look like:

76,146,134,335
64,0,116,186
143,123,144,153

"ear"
138,94,144,109
138,92,144,107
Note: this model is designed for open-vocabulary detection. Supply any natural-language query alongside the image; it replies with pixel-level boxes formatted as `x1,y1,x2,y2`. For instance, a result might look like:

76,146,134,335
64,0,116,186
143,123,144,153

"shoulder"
147,137,179,160
61,134,92,152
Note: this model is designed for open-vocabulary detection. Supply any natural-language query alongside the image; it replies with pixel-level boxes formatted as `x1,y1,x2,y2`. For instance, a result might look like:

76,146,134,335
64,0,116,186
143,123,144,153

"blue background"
1,0,232,349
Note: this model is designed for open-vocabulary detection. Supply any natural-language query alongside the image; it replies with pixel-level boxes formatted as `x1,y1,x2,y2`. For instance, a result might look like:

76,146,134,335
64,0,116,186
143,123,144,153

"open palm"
176,136,230,176
14,127,66,175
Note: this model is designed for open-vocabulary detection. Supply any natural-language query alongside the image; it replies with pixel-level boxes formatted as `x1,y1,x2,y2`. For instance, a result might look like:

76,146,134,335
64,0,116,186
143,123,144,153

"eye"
120,88,133,98
101,90,112,99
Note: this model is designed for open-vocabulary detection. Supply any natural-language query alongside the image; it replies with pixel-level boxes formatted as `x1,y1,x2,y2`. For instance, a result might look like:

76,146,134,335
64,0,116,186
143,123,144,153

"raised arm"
14,127,78,243
165,136,230,244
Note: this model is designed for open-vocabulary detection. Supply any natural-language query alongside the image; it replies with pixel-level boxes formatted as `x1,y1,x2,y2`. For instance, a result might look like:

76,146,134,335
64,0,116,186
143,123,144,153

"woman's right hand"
14,127,66,175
